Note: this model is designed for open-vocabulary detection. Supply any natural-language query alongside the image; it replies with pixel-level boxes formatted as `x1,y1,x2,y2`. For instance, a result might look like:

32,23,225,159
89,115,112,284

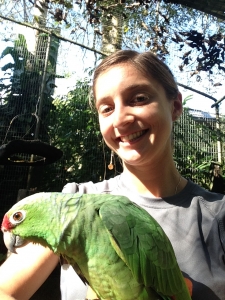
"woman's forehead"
95,64,157,95
94,72,164,111
96,62,145,77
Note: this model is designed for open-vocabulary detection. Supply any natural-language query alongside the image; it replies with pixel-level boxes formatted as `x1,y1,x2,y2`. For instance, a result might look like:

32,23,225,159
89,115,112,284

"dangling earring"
108,151,114,170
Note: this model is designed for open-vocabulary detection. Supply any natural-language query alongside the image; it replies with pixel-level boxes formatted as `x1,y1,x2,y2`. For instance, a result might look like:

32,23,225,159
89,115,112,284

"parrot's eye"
10,210,26,224
13,212,23,221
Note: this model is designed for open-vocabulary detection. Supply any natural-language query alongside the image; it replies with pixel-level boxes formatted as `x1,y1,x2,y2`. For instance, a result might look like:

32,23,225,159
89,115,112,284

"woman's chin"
120,154,144,167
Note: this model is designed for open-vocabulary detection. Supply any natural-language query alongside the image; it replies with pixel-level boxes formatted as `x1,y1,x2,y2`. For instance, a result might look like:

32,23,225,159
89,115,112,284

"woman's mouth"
120,130,148,142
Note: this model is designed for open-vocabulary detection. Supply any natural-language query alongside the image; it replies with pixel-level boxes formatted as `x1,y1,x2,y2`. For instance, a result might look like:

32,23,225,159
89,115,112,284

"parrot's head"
1,207,28,253
1,192,81,253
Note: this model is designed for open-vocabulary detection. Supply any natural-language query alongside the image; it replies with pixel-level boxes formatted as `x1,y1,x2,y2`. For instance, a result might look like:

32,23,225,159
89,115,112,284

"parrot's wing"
99,196,188,298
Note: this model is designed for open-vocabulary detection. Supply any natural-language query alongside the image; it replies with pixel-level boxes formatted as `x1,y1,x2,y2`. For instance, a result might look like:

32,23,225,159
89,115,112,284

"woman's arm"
0,290,16,300
0,242,59,300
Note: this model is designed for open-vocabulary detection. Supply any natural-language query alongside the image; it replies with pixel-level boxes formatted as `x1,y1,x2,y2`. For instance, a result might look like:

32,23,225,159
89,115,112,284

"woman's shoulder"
188,180,225,210
188,180,225,203
62,175,122,194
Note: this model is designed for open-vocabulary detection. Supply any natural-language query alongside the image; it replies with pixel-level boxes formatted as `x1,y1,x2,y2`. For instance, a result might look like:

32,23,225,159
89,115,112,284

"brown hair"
92,50,179,101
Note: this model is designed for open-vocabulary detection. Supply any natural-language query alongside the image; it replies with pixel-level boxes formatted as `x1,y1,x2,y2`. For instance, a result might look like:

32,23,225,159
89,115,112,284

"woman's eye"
132,94,149,104
99,105,114,115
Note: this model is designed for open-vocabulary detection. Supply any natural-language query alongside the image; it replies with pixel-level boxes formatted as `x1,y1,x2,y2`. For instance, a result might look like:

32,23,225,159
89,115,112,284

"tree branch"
0,14,107,57
177,82,217,102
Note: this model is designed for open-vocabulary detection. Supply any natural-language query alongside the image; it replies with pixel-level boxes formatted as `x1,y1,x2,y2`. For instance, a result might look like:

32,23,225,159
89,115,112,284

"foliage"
0,0,224,193
43,85,225,192
173,108,225,191
182,94,193,107
0,33,60,208
175,151,214,190
1,1,225,69
42,79,122,191
172,30,225,79
0,33,58,143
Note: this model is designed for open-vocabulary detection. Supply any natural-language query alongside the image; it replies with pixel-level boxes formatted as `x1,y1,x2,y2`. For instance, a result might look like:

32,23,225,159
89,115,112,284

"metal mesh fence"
174,108,225,189
0,21,224,207
0,5,225,292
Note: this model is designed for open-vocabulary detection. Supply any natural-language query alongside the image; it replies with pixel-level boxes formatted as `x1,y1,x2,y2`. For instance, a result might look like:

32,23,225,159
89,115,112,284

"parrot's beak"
2,230,25,254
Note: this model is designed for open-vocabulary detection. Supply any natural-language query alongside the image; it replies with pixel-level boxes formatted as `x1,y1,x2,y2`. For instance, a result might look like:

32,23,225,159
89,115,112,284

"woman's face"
95,63,182,168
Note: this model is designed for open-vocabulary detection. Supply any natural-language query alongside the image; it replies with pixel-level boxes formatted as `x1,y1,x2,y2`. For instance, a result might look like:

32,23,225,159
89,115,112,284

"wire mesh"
0,21,224,199
0,2,225,275
174,108,225,189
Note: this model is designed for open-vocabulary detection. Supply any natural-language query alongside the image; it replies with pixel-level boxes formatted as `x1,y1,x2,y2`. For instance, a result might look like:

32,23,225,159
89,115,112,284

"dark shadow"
183,272,220,300
30,264,61,300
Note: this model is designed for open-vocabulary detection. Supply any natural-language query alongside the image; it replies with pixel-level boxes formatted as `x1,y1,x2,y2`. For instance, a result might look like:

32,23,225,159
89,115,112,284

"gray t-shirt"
61,174,225,300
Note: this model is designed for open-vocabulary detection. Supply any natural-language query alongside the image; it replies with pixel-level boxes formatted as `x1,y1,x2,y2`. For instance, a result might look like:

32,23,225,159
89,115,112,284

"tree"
0,32,60,211
42,79,122,191
0,0,225,192
1,1,225,70
0,33,60,143
173,105,225,191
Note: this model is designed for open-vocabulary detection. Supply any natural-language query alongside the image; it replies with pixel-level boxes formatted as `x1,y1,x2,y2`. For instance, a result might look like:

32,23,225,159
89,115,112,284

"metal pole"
34,33,52,139
26,34,51,190
215,104,222,163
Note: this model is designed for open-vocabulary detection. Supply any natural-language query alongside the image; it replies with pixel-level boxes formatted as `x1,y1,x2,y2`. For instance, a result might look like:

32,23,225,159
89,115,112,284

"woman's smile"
117,129,148,143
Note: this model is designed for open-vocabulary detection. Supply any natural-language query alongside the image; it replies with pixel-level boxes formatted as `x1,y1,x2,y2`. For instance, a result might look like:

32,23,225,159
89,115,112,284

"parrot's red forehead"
1,215,13,231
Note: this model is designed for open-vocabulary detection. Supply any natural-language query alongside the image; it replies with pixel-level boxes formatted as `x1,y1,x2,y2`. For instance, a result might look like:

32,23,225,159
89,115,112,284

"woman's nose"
113,105,135,128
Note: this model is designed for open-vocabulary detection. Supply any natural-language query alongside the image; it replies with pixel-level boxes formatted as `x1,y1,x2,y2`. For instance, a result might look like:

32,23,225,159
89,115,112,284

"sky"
179,87,225,116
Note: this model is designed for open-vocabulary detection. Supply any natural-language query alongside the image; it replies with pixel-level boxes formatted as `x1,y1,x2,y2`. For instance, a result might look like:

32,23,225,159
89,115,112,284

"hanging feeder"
0,140,63,166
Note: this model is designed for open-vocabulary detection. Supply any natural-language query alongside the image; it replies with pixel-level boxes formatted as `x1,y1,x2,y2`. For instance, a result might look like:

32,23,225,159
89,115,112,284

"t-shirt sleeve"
60,264,88,300
62,182,79,194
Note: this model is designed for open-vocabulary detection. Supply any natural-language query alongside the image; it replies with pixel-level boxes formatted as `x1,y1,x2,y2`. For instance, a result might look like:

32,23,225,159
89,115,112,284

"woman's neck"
122,163,187,198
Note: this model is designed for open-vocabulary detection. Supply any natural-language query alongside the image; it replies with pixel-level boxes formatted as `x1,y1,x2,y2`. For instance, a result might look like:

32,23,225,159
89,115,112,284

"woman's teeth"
120,130,146,142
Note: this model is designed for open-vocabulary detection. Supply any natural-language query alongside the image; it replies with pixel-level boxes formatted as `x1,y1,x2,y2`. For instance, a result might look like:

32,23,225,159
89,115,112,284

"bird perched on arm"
1,193,191,300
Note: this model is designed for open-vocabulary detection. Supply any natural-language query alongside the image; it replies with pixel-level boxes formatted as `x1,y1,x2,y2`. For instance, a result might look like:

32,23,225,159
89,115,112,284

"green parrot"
1,192,191,300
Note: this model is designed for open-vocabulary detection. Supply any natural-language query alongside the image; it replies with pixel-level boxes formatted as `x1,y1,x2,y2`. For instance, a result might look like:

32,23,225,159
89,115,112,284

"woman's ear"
172,92,183,121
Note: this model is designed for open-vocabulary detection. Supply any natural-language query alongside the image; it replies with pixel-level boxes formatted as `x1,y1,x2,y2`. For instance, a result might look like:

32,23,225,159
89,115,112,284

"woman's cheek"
99,119,110,139
99,117,104,132
99,115,112,133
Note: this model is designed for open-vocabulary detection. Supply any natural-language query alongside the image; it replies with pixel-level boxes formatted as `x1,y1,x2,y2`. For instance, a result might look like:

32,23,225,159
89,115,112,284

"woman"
0,50,224,300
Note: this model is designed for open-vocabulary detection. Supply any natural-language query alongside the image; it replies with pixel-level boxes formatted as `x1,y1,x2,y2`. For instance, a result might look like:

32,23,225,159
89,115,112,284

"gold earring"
108,151,114,170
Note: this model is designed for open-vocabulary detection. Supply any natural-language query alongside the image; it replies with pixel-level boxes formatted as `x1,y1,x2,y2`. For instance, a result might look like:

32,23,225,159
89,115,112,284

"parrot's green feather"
3,192,191,300
99,196,190,300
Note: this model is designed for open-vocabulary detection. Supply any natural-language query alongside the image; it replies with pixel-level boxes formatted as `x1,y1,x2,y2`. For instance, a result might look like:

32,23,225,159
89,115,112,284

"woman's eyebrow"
125,83,156,93
95,96,111,109
126,83,149,89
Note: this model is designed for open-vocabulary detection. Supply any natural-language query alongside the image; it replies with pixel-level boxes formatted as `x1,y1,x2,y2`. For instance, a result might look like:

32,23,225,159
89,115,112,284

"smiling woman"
94,62,181,173
0,50,225,300
61,50,225,300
